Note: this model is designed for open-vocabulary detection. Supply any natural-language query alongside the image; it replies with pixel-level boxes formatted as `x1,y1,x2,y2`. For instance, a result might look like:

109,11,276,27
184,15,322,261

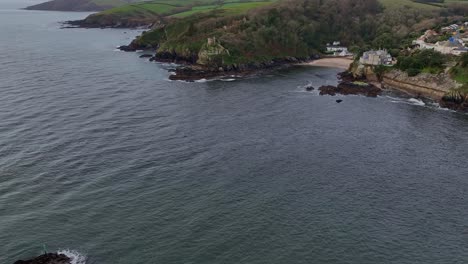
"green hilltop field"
25,0,139,11
78,0,279,27
77,0,468,27
25,0,468,12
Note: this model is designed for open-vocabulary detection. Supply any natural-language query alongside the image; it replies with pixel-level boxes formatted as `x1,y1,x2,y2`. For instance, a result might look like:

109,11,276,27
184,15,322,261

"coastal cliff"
350,61,468,111
382,70,459,100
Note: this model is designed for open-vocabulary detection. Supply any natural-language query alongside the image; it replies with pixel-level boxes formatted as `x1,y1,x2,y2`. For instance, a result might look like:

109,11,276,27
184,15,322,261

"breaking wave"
57,249,87,264
408,98,425,106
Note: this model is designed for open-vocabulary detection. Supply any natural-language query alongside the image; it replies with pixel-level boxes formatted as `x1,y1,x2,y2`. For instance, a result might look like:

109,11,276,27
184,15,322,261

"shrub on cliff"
396,49,447,76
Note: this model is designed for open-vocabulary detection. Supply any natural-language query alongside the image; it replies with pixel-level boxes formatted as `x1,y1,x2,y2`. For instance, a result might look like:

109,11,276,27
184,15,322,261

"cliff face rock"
350,62,379,82
69,14,156,28
154,49,198,64
14,253,70,264
197,37,230,66
382,70,460,100
440,88,468,111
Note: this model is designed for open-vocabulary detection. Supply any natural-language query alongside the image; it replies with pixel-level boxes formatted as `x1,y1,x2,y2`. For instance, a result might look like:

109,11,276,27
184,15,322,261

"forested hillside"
125,0,468,67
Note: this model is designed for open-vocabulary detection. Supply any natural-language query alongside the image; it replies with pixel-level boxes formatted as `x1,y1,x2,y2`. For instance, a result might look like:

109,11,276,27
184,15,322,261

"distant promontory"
24,0,136,12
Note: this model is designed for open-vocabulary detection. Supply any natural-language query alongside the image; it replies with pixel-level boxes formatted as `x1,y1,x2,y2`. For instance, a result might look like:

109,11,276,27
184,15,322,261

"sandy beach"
300,57,353,69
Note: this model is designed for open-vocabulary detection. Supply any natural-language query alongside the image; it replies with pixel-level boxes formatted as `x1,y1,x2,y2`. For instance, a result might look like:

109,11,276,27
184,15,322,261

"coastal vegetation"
450,53,468,83
118,0,468,66
59,0,468,110
77,0,278,27
396,50,447,76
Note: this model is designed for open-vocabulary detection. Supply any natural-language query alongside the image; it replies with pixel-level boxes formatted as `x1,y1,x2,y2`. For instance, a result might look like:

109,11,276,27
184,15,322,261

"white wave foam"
57,249,87,264
195,78,208,83
221,78,236,82
408,98,425,106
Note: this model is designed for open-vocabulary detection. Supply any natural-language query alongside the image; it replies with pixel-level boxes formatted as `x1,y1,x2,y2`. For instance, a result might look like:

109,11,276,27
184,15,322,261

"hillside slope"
73,0,277,28
114,0,468,81
25,0,136,11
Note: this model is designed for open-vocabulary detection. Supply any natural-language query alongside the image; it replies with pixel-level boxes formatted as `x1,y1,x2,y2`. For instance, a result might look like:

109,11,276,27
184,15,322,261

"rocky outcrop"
118,38,155,52
14,253,70,264
350,62,379,82
382,70,459,100
153,50,198,64
197,37,230,66
66,16,155,29
440,88,468,112
319,82,381,97
167,57,310,81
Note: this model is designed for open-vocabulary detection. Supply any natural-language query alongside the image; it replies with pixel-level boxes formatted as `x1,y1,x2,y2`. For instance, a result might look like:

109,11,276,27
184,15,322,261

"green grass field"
94,0,277,18
378,0,442,10
100,2,177,16
379,0,468,10
171,1,275,18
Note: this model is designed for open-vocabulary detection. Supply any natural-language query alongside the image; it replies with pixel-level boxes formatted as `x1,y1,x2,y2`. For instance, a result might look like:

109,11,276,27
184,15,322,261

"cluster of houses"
325,40,395,66
441,22,468,33
324,22,468,68
413,23,468,56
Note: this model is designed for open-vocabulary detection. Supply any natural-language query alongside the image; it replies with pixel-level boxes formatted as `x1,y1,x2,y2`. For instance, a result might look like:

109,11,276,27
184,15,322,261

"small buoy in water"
336,99,343,103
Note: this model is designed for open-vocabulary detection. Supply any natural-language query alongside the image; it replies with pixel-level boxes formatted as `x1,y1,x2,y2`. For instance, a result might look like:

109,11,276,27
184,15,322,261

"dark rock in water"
336,99,343,103
305,85,314,91
169,66,227,81
338,71,358,82
139,54,153,58
319,82,381,97
14,253,71,264
118,45,136,52
318,85,338,96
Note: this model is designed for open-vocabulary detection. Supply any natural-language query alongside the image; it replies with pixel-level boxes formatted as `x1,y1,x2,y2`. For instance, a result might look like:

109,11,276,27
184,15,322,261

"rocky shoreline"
119,40,468,112
313,72,382,97
349,62,468,112
64,19,153,29
119,44,319,81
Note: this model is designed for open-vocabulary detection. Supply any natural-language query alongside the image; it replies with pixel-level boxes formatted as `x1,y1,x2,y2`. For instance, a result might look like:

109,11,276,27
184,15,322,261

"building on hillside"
359,50,393,66
326,41,352,56
452,47,468,56
336,49,353,57
434,37,465,55
442,24,459,33
326,41,346,52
